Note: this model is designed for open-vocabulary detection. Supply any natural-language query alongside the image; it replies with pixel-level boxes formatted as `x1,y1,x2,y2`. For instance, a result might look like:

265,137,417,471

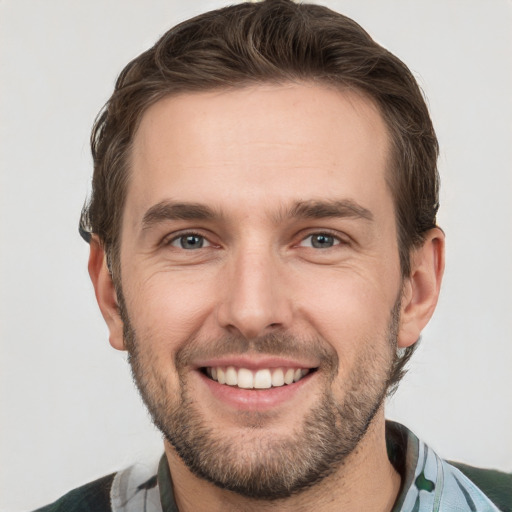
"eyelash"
162,230,347,250
298,231,346,249
163,231,210,248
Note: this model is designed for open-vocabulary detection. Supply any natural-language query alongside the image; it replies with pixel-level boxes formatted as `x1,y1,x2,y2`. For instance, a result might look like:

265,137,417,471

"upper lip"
193,355,319,371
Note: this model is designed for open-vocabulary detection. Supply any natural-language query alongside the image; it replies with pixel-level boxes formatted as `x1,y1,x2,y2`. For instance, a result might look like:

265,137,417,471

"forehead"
126,83,392,225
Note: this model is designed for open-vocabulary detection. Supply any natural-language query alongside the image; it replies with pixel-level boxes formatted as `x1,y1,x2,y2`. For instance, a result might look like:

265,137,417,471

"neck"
164,411,401,512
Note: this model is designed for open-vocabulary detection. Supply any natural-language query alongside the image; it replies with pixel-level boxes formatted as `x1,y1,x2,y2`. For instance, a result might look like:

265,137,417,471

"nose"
216,246,293,340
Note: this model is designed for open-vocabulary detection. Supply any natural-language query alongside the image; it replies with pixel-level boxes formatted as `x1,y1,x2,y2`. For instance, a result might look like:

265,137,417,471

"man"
34,1,511,511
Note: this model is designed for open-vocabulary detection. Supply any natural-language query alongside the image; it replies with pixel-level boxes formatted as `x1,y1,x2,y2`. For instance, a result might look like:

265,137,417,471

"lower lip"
197,370,315,411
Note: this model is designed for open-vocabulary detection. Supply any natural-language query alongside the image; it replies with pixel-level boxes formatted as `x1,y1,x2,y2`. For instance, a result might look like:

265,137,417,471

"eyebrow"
281,199,374,222
141,201,220,230
141,197,373,231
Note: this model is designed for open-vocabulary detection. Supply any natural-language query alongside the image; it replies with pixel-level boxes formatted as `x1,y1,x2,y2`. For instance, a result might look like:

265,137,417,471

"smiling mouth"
201,366,315,389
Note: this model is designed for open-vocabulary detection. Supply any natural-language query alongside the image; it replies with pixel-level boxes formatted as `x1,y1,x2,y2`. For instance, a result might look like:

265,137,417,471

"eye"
300,233,340,249
169,233,211,250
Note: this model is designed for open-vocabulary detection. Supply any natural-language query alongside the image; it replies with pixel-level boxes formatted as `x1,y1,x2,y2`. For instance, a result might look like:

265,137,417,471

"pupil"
312,234,333,248
181,235,203,249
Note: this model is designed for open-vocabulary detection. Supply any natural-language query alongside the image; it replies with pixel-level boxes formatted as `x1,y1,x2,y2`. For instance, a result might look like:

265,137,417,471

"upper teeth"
206,366,309,389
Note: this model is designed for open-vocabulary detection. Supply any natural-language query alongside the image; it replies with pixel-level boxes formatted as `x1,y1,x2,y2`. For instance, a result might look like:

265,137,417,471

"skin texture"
89,83,445,511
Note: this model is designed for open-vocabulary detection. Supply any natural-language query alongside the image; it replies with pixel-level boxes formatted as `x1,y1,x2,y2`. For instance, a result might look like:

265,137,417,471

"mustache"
174,331,339,373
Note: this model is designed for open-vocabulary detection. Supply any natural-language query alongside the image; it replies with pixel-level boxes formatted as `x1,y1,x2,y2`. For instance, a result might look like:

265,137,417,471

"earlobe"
398,228,445,348
88,236,126,351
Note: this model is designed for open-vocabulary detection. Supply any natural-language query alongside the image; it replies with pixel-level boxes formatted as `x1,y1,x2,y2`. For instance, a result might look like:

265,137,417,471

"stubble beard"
120,294,400,501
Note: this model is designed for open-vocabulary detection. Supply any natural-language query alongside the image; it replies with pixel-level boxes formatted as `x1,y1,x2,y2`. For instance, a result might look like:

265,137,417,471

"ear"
88,236,126,351
398,227,445,348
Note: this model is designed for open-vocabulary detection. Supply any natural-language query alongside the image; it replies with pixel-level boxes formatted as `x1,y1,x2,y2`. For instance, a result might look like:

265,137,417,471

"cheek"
122,270,217,349
292,267,398,352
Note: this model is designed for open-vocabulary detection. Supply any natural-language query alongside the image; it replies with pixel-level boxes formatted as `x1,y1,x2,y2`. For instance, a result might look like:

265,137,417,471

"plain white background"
1,1,511,510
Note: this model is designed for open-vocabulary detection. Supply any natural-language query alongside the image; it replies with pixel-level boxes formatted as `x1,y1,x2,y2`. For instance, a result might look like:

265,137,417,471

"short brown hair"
80,0,440,388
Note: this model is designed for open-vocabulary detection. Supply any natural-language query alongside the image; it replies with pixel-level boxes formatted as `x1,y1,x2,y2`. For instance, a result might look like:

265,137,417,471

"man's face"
115,84,404,498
